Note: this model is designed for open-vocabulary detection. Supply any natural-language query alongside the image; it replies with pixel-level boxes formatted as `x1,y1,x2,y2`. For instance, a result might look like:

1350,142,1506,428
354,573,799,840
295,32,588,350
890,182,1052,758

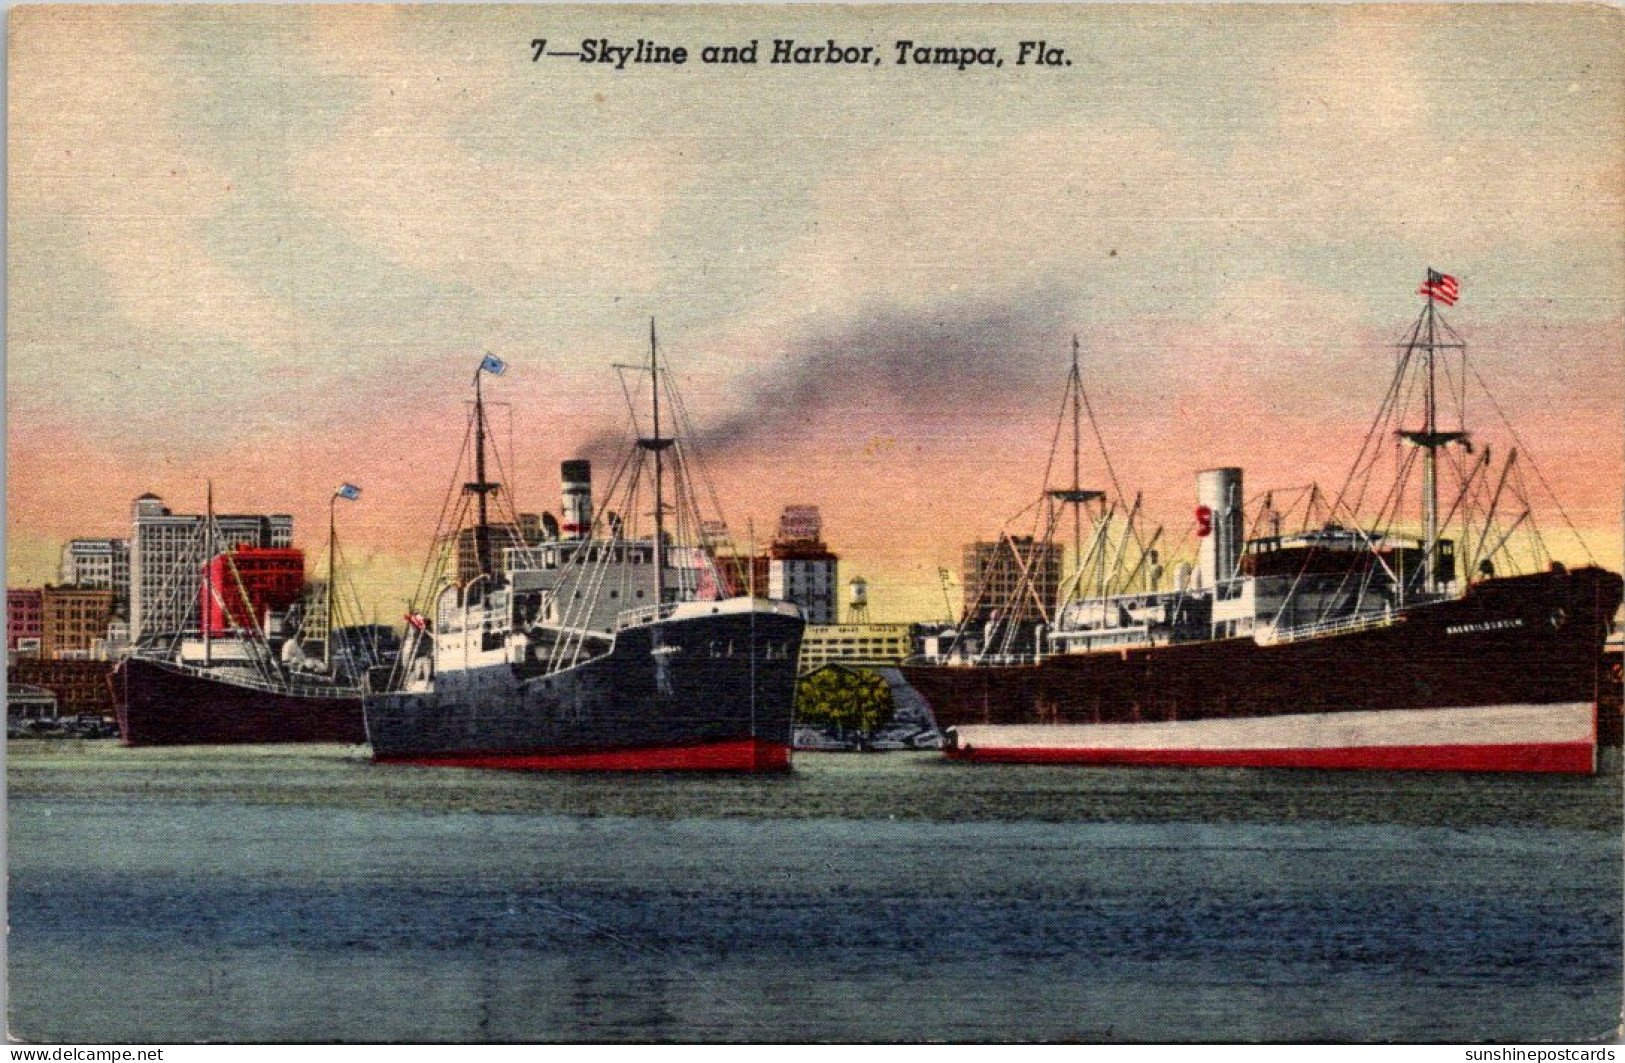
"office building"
797,623,914,674
130,493,294,639
41,585,116,661
766,506,839,624
961,535,1061,623
8,588,43,655
59,538,131,611
453,515,545,585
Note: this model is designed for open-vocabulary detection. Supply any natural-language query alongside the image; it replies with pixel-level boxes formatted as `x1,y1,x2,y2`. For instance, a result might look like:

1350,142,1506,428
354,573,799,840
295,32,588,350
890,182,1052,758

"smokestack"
561,460,592,541
1196,467,1244,589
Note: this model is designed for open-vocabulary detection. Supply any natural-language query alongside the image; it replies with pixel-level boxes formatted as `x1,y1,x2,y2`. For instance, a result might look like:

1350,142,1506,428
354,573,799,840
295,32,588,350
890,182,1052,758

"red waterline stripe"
946,741,1596,774
375,738,791,772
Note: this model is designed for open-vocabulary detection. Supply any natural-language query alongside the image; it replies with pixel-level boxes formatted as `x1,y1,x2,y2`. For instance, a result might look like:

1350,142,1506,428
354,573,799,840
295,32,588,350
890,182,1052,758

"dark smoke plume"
576,291,1074,462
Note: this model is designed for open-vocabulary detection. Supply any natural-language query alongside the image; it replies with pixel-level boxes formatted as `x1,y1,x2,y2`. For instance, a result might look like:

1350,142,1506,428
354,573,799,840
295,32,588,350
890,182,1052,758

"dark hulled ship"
901,272,1622,773
903,562,1619,771
114,656,365,745
365,591,804,770
113,487,388,746
364,334,805,771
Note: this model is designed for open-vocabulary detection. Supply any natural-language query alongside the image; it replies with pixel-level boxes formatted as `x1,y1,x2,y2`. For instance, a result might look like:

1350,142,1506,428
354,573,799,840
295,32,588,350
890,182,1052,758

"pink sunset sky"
8,5,1622,621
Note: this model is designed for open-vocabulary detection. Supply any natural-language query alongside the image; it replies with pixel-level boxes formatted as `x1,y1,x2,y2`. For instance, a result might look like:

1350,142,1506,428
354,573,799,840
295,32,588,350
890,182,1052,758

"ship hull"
364,608,804,772
112,656,366,746
1598,645,1622,746
903,567,1622,773
946,703,1594,773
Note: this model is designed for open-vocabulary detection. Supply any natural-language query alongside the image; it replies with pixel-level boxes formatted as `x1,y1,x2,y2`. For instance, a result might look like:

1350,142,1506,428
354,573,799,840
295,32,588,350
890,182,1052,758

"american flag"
1418,269,1459,306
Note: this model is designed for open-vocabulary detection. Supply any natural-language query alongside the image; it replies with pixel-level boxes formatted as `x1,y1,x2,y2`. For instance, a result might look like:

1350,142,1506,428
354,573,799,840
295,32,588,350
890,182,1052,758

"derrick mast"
1399,270,1468,594
1047,336,1104,603
466,363,502,583
640,319,675,605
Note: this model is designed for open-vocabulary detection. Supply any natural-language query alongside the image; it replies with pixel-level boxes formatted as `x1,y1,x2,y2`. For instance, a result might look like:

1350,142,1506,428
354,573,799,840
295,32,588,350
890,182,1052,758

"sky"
7,4,1623,622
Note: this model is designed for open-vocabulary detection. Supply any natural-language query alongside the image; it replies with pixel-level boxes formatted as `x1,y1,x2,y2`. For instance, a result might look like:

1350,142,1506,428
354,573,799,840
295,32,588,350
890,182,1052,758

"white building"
765,505,839,624
797,623,914,674
129,493,294,640
59,538,131,609
91,618,132,662
769,556,838,624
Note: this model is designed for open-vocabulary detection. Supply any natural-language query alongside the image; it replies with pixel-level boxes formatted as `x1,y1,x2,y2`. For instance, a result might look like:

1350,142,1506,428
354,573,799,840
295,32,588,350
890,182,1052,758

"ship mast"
466,364,500,582
641,319,674,606
325,493,337,671
1071,336,1082,575
1399,269,1467,594
203,479,214,666
1423,296,1439,590
1048,336,1103,606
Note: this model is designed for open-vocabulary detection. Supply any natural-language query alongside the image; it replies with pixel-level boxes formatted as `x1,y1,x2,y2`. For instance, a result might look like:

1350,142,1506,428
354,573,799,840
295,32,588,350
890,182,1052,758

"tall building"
767,505,839,624
130,493,294,640
41,586,116,661
961,535,1061,623
58,539,131,611
8,588,43,655
453,515,545,586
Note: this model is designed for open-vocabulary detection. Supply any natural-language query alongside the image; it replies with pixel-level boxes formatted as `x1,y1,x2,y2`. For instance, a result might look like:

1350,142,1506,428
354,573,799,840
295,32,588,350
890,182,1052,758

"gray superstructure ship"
365,330,805,771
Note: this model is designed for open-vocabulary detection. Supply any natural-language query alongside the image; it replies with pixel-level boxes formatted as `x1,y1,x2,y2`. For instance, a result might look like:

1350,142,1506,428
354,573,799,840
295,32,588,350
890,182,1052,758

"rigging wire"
1465,359,1596,566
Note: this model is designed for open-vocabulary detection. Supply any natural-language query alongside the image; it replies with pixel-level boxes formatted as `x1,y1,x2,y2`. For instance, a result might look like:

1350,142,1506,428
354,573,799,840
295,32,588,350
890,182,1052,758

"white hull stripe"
951,703,1593,752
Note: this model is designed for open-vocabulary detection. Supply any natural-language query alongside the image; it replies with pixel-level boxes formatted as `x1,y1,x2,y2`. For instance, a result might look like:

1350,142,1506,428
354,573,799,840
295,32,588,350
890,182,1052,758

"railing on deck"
612,602,681,631
139,653,360,698
901,653,1041,668
1253,610,1401,647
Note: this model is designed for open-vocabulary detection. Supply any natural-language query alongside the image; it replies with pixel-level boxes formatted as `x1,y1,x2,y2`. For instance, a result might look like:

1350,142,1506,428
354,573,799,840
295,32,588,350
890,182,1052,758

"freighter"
901,272,1622,773
363,332,806,771
112,486,386,745
114,656,364,745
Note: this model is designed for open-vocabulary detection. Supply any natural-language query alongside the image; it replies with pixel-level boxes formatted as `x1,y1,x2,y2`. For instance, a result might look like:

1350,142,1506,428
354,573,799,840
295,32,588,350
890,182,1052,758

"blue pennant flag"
479,353,507,376
336,483,362,501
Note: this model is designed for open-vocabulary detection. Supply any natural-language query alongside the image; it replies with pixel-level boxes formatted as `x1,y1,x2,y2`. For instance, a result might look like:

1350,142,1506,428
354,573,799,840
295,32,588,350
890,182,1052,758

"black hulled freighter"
364,332,805,771
112,484,389,745
901,272,1621,773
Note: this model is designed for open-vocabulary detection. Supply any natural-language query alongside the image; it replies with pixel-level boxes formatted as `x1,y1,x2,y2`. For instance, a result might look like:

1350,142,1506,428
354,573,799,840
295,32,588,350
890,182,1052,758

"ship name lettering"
1444,619,1524,635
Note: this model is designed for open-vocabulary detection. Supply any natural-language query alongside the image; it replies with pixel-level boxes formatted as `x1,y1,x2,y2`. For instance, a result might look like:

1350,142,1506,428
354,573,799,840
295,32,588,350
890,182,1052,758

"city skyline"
9,5,1623,622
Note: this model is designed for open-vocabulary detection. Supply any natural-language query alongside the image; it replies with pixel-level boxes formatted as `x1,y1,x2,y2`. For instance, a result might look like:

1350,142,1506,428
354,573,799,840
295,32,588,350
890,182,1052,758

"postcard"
7,3,1622,1046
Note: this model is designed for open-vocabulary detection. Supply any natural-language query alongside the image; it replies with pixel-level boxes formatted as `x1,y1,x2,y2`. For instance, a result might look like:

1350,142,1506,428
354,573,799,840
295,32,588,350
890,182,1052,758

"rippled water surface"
8,743,1621,1042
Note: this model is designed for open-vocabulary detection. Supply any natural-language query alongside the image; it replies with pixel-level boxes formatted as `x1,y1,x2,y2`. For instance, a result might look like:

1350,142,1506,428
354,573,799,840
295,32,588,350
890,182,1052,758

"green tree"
795,665,896,739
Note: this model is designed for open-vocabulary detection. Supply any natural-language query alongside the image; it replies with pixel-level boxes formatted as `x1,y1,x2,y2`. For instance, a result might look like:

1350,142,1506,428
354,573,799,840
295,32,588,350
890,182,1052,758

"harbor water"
8,742,1621,1042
